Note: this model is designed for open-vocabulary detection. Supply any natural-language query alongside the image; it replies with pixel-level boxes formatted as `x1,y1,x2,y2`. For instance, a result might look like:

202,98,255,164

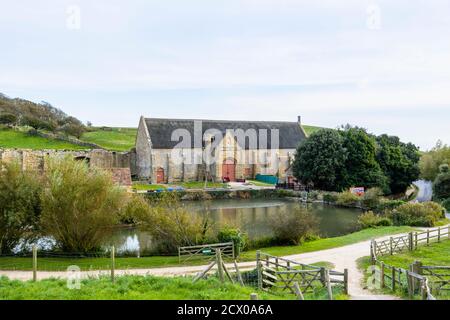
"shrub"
308,190,320,201
388,202,445,227
217,227,248,258
0,113,17,126
40,157,127,252
433,168,450,201
0,161,41,254
119,195,150,225
375,199,405,213
137,193,216,254
270,207,319,245
361,188,383,209
336,191,361,207
442,198,450,211
357,211,392,229
323,192,338,204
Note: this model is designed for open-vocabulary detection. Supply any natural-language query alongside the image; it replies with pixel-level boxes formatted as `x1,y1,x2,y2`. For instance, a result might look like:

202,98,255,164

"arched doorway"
156,167,165,184
222,159,236,182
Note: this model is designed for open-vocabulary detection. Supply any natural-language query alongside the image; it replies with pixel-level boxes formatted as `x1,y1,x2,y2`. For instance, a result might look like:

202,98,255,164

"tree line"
0,93,86,139
293,125,421,194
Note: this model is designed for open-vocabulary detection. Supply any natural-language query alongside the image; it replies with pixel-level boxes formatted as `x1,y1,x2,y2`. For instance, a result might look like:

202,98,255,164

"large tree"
376,134,420,194
434,164,450,200
339,126,389,191
293,129,348,191
0,162,41,254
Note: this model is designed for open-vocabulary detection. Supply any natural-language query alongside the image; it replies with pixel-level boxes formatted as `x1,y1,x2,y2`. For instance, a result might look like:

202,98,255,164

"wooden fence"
256,251,348,300
370,225,450,300
371,226,450,261
178,242,235,264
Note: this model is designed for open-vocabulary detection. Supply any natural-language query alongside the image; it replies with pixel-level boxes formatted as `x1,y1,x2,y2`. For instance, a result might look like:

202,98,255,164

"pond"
109,199,363,255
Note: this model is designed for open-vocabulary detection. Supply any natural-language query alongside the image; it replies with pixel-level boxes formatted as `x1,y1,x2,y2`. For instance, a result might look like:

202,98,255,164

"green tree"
0,113,17,126
376,134,420,194
420,141,450,181
293,129,348,191
339,126,388,191
40,157,126,252
0,162,41,254
433,164,450,201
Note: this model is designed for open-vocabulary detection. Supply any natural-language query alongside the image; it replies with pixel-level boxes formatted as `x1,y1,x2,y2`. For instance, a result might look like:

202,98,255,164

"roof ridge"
145,117,299,124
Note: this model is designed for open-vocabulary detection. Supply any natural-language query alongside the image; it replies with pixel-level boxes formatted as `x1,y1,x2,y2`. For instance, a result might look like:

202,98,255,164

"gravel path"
1,231,422,300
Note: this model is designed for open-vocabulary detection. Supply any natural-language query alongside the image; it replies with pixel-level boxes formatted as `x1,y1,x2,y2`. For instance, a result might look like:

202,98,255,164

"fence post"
320,267,326,286
256,251,262,290
325,269,333,300
344,269,349,295
250,293,259,301
111,245,115,283
438,227,441,242
32,245,37,282
414,232,418,250
408,232,413,251
293,282,305,301
389,237,393,255
427,229,430,246
380,262,385,289
392,268,396,291
216,249,224,283
370,240,375,265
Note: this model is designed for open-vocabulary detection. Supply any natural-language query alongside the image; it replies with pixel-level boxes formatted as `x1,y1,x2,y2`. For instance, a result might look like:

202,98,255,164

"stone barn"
135,116,307,184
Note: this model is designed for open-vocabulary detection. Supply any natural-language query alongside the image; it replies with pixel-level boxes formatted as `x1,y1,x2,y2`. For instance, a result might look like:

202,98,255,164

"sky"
0,0,449,151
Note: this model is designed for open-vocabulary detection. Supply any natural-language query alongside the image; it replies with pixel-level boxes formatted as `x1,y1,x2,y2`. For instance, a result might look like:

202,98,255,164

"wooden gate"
222,159,236,181
156,168,165,184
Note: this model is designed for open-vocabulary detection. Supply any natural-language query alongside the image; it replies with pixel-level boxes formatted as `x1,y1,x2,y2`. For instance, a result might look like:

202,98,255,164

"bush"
323,192,338,204
217,227,248,258
388,202,445,227
137,193,216,254
0,113,17,126
270,207,319,245
361,188,383,209
357,211,392,229
40,157,127,252
442,198,450,211
0,161,41,254
119,195,150,225
375,199,405,213
433,167,450,201
308,190,320,201
336,192,361,207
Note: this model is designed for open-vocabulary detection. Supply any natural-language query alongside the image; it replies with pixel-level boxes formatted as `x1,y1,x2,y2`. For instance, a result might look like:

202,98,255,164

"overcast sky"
1,0,449,150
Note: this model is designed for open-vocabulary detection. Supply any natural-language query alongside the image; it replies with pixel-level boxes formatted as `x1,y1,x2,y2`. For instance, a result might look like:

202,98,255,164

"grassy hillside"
0,128,86,150
81,127,137,151
303,125,324,136
1,124,325,151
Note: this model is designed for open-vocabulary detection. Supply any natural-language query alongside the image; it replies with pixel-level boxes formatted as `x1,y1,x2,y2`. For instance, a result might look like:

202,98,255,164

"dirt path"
2,231,419,300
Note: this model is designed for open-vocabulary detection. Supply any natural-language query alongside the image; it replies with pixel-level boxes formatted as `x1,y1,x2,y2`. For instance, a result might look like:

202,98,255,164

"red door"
222,159,236,182
156,168,165,184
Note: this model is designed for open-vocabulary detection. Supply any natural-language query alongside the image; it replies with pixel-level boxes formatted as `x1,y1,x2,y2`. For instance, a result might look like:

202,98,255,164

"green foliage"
420,141,450,181
40,157,126,252
136,193,215,254
269,207,319,245
434,173,450,201
375,199,405,213
361,188,383,209
217,227,248,258
357,211,392,229
376,134,420,194
388,202,445,227
0,113,17,126
0,162,41,254
322,192,339,203
293,129,348,191
442,199,450,211
336,191,360,207
339,126,389,192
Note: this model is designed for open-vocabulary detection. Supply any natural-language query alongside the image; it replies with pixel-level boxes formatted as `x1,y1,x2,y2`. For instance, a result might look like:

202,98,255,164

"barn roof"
144,118,306,149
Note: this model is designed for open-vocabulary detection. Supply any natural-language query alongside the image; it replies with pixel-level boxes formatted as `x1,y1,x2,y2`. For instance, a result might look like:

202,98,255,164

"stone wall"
0,148,134,186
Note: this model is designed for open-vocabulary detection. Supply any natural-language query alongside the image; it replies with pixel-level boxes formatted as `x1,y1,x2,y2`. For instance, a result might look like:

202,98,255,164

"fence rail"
256,251,347,300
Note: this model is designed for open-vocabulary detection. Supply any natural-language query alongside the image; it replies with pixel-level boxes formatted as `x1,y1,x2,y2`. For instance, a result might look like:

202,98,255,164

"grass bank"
0,226,413,271
81,127,137,152
0,129,86,150
0,275,292,300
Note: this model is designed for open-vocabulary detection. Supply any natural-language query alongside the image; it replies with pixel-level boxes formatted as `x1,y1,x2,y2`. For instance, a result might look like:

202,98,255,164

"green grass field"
81,127,137,151
247,180,276,187
0,226,413,272
0,275,293,300
0,129,86,150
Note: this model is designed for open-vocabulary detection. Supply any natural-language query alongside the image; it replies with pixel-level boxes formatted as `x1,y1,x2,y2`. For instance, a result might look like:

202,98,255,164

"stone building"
135,116,307,183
